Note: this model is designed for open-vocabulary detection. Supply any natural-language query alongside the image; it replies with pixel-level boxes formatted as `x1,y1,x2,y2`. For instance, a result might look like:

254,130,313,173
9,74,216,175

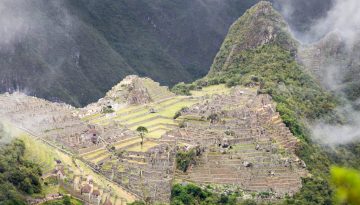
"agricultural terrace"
82,85,230,164
4,122,137,204
84,84,231,138
78,85,231,167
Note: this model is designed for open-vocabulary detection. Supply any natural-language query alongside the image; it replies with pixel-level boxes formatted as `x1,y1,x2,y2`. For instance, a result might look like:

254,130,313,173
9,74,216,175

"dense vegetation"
0,139,43,204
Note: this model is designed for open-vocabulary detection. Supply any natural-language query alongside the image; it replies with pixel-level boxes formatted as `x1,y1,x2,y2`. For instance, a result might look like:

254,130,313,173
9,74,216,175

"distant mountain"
0,0,261,106
298,32,360,109
0,0,334,107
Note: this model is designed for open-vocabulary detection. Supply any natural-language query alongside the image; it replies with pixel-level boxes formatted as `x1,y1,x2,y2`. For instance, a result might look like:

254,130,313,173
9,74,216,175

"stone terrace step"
127,116,171,128
113,137,142,150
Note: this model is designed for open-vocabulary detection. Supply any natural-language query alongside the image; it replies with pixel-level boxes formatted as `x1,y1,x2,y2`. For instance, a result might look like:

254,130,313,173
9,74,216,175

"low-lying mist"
278,0,360,146
0,0,78,96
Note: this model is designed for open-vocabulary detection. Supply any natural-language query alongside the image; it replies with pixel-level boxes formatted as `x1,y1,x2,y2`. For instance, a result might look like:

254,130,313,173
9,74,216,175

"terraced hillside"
77,83,234,202
83,77,230,139
0,74,307,203
79,84,230,162
1,122,136,205
171,88,306,196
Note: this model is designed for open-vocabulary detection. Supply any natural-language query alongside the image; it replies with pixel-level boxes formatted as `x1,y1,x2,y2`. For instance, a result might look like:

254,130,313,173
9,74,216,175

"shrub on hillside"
102,106,115,114
176,149,196,172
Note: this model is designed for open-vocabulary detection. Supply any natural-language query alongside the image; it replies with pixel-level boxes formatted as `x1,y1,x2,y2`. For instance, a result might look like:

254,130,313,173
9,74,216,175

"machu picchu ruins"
0,75,308,204
1,0,360,204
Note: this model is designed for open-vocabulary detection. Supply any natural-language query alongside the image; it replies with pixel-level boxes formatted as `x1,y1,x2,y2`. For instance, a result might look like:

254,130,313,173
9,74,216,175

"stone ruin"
80,75,174,117
166,87,307,197
0,82,309,203
109,141,176,202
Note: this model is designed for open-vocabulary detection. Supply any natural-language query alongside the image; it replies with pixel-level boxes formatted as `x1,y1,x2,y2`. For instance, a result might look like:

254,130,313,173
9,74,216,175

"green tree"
136,126,148,147
176,149,196,172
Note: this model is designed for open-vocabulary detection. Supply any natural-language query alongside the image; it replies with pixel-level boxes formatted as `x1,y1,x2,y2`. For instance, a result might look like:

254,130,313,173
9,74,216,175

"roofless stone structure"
0,76,307,203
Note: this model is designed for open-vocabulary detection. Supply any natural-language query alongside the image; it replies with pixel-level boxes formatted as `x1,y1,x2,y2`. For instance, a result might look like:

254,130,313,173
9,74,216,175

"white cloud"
310,0,360,46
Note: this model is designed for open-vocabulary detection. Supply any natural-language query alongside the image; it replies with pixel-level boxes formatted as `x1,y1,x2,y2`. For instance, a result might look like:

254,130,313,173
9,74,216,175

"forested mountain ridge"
0,0,334,107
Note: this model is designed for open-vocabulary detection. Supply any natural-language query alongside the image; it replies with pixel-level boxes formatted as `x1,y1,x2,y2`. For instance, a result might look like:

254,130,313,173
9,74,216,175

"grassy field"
81,148,108,160
148,129,169,138
113,137,142,149
126,141,158,152
190,84,231,97
20,134,58,173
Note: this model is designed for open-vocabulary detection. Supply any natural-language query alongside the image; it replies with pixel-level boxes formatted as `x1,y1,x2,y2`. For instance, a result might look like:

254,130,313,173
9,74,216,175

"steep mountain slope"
208,1,298,75
0,0,136,107
299,32,360,108
71,0,263,78
0,0,333,107
2,1,359,204
202,1,337,140
173,2,360,204
178,0,335,146
0,0,261,107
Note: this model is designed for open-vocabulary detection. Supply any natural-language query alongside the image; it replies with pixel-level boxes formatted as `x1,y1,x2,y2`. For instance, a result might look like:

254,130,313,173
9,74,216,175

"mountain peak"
208,1,297,75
